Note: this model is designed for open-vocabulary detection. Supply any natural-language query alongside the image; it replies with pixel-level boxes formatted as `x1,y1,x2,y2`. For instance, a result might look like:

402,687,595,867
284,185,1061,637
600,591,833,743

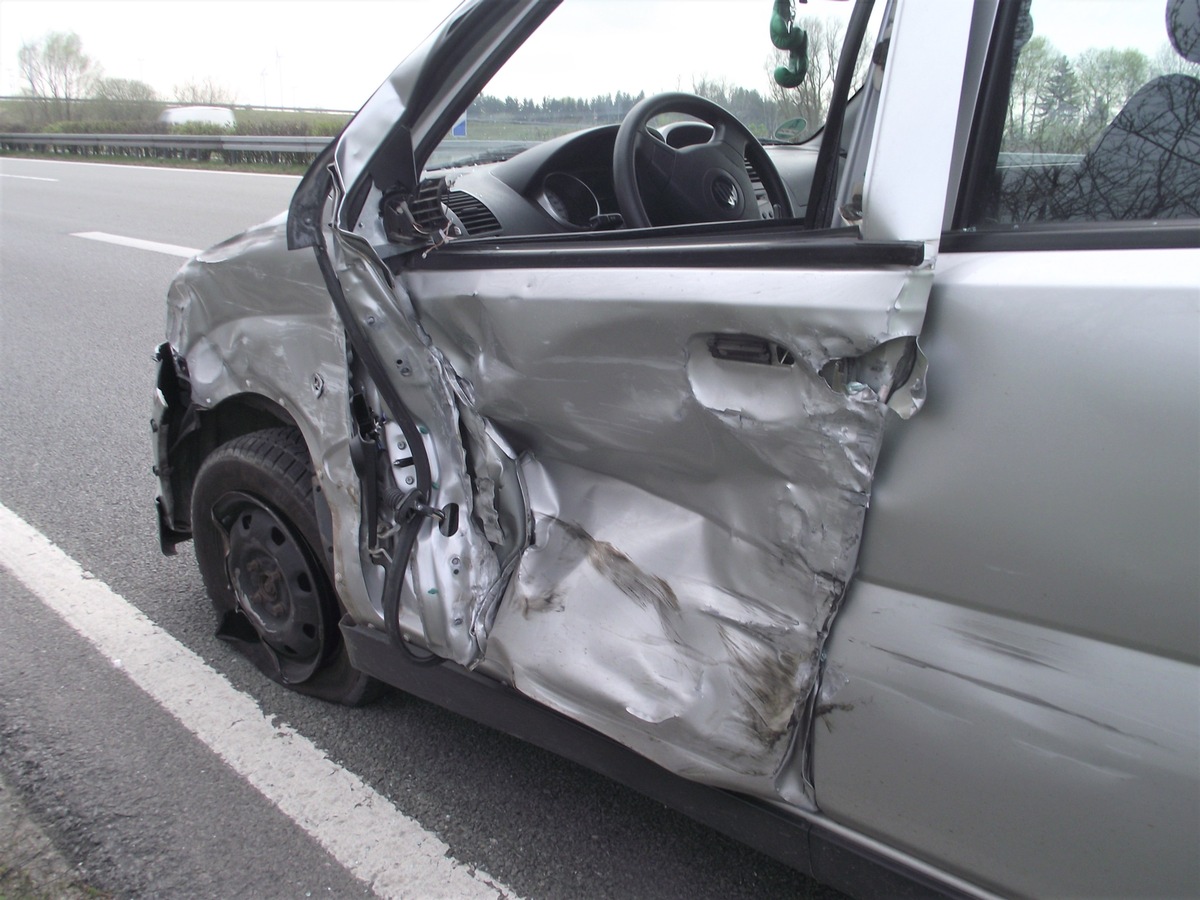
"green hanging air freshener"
770,0,809,88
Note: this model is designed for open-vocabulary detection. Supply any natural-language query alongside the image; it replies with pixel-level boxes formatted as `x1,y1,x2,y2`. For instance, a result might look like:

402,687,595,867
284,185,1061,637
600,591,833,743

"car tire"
192,427,381,706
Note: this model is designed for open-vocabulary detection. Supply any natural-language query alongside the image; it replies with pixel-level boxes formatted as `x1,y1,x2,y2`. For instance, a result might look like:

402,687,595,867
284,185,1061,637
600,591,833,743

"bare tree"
18,31,100,123
691,76,773,137
1006,35,1061,147
994,33,1195,223
93,77,161,123
766,16,870,140
1074,46,1150,134
1151,42,1200,78
173,78,237,106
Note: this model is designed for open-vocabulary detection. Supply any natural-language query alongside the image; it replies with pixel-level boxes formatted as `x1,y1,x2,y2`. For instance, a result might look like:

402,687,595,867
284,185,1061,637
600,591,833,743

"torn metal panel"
320,183,523,667
174,19,948,802
279,0,959,808
403,262,926,801
485,464,832,799
820,334,928,419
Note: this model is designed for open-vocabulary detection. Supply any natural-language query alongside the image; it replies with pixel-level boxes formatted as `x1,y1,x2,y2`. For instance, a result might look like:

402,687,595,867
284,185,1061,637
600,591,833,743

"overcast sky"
0,0,1177,112
0,1,461,110
0,0,863,108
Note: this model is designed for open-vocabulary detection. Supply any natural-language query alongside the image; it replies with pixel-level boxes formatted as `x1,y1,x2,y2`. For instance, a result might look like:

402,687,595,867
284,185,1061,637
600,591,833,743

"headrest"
1168,0,1200,64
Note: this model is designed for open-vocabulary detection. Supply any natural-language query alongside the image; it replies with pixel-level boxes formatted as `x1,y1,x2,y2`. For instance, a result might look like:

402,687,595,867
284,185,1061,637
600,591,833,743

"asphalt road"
0,157,843,900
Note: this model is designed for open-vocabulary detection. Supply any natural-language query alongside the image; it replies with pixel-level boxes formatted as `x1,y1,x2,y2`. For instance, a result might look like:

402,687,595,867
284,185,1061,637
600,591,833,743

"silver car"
153,0,1200,895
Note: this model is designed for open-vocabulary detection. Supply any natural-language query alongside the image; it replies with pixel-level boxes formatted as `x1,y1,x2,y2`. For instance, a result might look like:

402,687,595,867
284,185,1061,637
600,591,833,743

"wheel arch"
155,344,312,553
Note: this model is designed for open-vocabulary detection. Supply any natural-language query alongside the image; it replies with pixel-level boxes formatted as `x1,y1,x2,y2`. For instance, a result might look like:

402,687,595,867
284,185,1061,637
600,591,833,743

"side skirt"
340,621,973,900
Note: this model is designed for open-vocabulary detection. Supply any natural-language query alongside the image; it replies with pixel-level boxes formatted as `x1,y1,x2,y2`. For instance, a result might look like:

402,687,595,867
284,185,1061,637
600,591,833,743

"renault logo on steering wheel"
712,176,740,209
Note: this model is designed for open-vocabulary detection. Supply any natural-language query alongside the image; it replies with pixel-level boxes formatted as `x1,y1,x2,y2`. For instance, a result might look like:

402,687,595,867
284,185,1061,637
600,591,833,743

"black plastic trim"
941,221,1200,253
341,621,971,900
153,342,198,554
155,496,190,557
805,0,875,229
366,125,417,200
407,226,923,271
952,0,1022,231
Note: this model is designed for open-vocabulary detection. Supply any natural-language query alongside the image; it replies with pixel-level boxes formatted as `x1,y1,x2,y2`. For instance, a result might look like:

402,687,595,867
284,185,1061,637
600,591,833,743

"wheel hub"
214,492,327,683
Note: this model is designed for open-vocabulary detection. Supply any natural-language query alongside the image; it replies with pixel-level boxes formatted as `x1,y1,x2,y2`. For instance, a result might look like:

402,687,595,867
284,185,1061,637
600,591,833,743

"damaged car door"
293,0,972,807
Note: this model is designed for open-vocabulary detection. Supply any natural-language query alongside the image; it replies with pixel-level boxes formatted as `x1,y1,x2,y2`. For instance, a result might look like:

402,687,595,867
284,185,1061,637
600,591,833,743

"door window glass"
433,0,878,157
418,0,884,235
966,0,1200,225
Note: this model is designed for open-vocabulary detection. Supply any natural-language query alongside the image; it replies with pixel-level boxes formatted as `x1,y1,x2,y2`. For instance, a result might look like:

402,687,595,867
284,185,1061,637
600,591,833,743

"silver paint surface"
168,206,938,804
322,213,517,666
815,581,1200,898
818,245,1200,894
155,4,1200,896
164,0,975,808
404,262,931,799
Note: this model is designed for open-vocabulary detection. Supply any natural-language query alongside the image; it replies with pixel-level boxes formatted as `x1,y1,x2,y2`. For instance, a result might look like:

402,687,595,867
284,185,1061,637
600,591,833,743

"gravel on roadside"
0,768,106,900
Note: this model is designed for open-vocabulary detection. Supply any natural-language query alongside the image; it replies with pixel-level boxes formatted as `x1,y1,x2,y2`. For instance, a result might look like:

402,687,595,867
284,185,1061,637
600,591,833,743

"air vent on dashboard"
744,159,771,217
406,179,446,231
444,191,502,236
400,181,501,237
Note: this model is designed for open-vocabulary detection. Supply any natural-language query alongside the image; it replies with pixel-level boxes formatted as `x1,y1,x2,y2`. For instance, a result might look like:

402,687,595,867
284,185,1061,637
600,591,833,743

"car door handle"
707,334,795,366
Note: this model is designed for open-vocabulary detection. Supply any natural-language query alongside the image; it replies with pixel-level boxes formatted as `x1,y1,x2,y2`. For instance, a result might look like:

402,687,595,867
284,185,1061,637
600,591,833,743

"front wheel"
191,427,379,706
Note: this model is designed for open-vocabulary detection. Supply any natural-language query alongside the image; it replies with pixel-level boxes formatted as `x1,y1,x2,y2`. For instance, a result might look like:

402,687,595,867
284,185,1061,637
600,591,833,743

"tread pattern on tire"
220,427,317,504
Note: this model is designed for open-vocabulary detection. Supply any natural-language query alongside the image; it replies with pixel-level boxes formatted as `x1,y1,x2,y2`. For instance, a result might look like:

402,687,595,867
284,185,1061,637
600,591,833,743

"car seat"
1048,0,1200,221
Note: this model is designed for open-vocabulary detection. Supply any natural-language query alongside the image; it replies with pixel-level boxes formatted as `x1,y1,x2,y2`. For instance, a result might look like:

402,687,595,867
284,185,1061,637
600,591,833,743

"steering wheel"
613,92,794,229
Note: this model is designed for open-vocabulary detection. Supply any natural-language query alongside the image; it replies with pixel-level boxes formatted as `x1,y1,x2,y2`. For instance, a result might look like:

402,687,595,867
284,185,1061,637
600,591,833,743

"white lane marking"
72,231,199,258
0,502,519,900
0,173,59,182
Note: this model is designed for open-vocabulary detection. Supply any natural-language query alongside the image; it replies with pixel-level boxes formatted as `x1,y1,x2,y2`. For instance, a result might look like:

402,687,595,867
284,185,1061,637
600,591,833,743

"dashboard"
415,123,820,241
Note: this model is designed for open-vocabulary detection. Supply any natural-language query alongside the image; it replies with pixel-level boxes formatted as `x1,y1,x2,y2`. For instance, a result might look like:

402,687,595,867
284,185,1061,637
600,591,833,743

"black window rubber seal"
941,220,1200,253
405,225,924,271
952,0,1024,231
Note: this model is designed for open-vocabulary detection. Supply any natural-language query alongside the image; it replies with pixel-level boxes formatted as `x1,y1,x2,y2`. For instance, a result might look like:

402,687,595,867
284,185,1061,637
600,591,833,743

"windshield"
430,0,881,169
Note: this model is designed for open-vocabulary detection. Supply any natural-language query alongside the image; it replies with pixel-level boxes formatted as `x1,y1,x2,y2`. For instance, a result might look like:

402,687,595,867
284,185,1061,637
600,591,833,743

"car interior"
385,0,883,246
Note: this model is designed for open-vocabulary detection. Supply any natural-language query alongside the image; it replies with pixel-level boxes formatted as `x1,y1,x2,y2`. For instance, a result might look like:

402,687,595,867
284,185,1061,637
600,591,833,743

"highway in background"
0,157,840,899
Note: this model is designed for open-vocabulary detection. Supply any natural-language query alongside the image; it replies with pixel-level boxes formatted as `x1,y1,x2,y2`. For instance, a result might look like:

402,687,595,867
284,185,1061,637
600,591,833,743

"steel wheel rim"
212,491,327,683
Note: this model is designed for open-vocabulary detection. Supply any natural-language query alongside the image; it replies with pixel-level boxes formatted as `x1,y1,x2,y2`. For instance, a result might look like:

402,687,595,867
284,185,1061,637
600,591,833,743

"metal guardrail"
0,132,333,155
0,133,535,170
0,133,334,168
